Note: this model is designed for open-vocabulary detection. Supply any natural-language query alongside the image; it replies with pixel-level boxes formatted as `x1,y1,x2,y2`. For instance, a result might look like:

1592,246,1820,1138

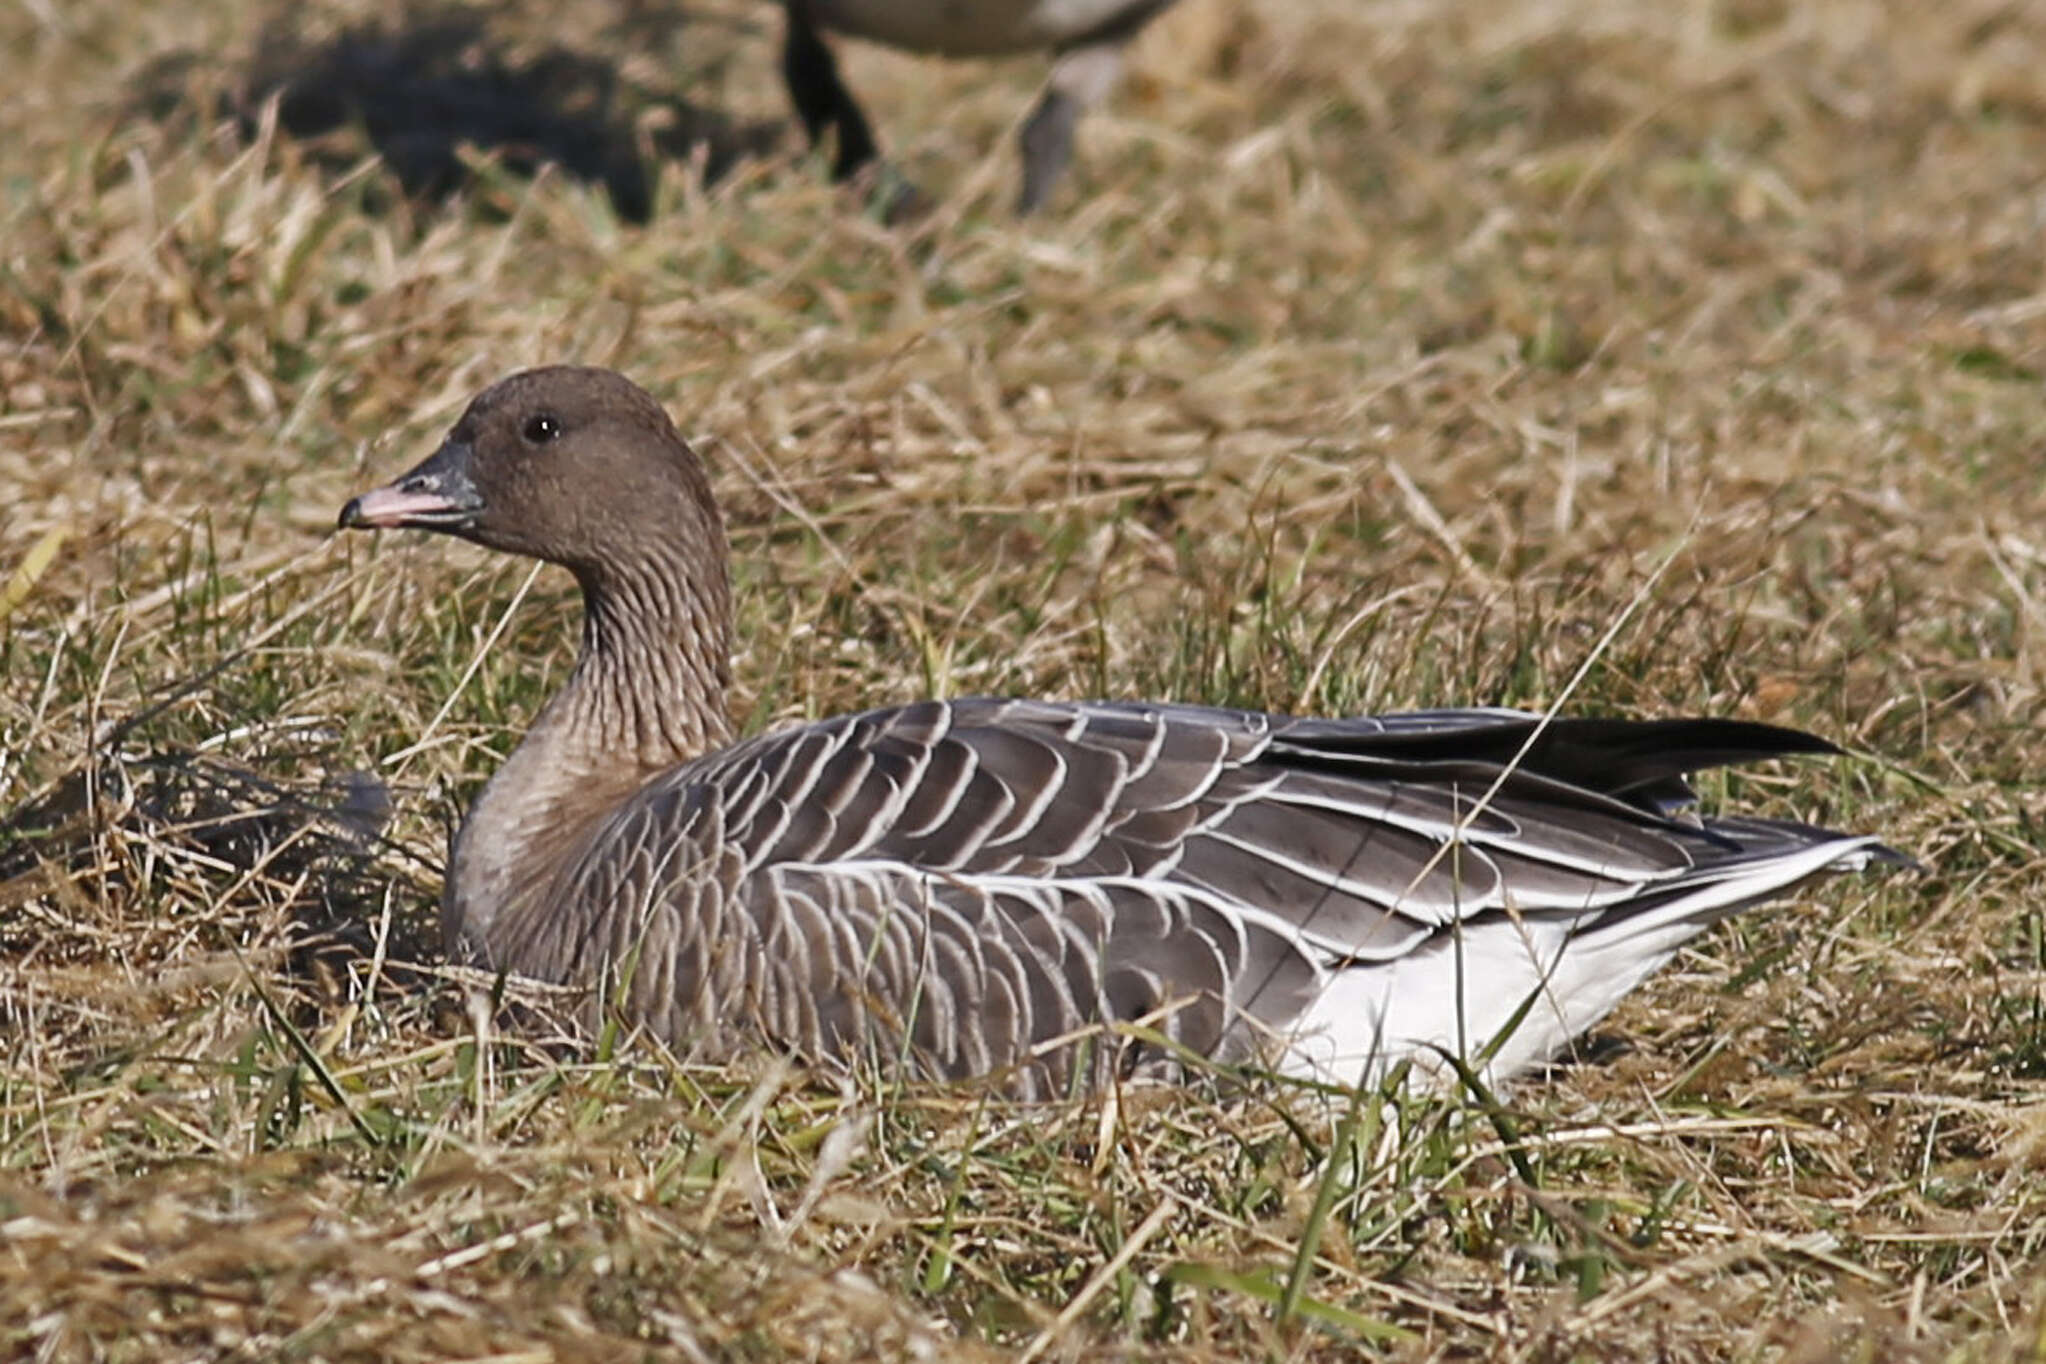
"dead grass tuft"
5,0,2046,1357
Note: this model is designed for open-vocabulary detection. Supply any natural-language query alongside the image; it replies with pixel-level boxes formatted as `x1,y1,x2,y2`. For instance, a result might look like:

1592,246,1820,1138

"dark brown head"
338,366,725,589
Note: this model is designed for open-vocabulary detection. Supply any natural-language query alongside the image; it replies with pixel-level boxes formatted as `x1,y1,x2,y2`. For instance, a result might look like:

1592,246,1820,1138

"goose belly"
1277,916,1705,1091
807,0,1165,57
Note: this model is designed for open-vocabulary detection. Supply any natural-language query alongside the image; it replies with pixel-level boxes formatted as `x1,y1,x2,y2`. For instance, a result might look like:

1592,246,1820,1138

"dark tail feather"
1283,714,1841,800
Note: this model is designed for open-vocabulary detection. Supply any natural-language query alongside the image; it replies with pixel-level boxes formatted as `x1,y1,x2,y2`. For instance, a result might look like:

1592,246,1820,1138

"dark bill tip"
337,441,482,532
337,484,477,531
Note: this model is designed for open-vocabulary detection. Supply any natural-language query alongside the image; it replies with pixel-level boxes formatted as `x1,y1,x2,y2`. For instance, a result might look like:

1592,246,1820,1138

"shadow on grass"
131,4,783,222
0,751,441,1015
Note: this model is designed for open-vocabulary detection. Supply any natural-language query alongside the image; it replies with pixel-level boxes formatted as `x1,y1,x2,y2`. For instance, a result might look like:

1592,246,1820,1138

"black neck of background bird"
567,539,734,766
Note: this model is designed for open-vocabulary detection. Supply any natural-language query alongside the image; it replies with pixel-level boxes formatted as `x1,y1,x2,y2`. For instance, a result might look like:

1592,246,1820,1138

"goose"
780,0,1182,213
338,365,1900,1097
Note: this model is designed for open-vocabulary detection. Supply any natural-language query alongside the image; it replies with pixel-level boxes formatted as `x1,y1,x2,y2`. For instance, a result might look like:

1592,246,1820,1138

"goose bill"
338,442,483,531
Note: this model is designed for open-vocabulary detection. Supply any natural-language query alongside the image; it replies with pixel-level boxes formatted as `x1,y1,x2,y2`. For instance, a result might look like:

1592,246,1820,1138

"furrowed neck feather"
565,540,736,768
445,527,733,964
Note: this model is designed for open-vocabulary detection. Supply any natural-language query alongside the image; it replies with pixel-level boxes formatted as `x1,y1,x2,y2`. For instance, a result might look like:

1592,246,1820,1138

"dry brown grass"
5,0,2046,1358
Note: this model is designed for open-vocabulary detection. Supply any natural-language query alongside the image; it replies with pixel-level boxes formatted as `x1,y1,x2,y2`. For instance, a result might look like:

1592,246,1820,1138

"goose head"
337,365,737,770
338,365,725,593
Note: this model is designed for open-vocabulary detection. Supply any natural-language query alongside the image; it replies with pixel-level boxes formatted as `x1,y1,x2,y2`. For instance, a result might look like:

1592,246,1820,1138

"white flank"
1277,836,1884,1090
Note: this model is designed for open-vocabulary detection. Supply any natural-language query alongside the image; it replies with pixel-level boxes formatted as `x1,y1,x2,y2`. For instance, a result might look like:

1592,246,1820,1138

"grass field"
5,0,2046,1357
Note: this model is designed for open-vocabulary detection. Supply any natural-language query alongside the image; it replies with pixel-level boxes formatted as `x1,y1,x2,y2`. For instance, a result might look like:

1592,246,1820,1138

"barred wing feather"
553,697,1887,1093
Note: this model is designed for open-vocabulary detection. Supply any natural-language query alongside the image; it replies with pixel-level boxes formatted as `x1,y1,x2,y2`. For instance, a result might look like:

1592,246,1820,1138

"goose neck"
567,547,735,769
443,543,732,967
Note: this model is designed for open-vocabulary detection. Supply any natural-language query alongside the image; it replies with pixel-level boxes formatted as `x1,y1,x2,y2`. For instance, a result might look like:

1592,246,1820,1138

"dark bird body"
781,0,1182,212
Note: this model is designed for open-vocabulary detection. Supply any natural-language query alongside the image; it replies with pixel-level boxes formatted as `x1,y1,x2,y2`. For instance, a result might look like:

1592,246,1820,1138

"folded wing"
562,698,1887,1091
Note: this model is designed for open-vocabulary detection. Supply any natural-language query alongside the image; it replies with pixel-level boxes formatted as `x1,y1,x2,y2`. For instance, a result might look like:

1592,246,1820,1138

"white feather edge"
766,833,1882,1088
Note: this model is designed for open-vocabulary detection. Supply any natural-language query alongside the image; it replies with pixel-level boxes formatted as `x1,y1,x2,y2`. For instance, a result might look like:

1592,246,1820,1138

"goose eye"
522,413,562,444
